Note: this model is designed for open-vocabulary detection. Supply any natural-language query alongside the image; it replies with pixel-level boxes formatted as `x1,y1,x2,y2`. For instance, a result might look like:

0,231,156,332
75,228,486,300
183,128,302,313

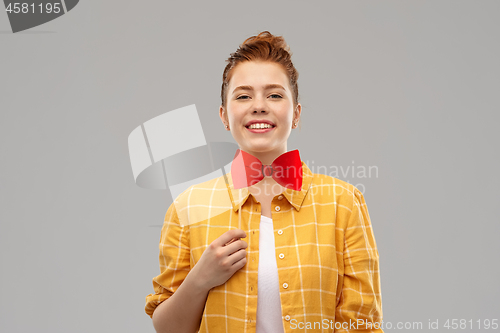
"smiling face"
219,61,301,165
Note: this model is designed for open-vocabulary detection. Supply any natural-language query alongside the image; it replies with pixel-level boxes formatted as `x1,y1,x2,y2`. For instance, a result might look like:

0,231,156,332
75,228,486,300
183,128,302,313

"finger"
228,228,247,240
224,237,239,246
213,229,247,247
223,239,247,255
231,254,247,270
229,248,247,266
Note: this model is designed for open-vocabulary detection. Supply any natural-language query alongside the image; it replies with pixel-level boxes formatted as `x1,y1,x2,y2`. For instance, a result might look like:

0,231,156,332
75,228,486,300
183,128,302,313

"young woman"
145,31,383,333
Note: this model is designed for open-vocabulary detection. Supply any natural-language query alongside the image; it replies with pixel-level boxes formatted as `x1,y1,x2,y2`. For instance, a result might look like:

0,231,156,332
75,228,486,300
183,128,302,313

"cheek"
226,112,242,128
226,106,244,123
282,108,295,123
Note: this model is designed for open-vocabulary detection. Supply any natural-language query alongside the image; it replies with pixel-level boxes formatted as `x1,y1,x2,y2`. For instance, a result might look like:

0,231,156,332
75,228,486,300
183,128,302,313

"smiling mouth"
246,124,276,129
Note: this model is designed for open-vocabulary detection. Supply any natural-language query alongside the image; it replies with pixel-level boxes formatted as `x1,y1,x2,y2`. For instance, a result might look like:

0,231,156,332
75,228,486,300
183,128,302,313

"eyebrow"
232,84,286,93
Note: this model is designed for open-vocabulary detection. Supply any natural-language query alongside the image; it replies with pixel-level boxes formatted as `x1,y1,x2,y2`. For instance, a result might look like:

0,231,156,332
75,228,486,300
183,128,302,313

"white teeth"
248,123,273,129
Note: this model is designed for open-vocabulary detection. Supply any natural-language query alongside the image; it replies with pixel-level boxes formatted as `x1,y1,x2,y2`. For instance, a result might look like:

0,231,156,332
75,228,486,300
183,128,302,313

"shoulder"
309,172,361,201
171,174,233,227
308,173,369,231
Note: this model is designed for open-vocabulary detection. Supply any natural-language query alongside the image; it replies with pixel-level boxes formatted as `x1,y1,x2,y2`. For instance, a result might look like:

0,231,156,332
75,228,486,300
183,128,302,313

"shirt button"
277,229,283,235
283,283,288,289
285,315,291,321
278,195,284,200
275,206,281,212
279,253,285,259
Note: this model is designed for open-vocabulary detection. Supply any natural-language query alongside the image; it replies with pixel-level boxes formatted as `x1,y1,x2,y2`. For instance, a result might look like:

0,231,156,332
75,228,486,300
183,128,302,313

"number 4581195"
444,319,498,330
5,3,61,14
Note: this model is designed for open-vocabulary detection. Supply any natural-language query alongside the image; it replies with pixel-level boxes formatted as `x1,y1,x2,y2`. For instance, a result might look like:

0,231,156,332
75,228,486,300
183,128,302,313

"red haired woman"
146,31,384,333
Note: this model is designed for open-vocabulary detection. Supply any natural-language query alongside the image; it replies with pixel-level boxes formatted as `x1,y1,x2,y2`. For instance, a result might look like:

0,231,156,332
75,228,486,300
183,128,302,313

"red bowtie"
230,149,303,191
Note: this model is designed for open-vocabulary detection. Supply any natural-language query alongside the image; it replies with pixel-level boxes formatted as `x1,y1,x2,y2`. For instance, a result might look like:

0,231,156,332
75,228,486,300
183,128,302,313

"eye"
236,95,250,100
269,94,283,99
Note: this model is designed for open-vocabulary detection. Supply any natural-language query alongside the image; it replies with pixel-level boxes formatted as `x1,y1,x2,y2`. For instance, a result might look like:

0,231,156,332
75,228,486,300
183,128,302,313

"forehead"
228,61,290,90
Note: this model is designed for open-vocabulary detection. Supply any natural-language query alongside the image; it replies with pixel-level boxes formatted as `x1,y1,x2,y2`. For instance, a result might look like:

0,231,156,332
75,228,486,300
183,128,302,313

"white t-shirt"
256,215,285,333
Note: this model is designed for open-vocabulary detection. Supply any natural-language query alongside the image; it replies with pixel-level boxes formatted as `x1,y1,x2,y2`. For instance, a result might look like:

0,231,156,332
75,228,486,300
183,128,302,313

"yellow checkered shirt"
145,161,383,332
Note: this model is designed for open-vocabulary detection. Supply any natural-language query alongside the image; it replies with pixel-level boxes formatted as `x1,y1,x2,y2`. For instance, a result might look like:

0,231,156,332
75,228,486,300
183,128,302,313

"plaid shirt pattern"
145,161,383,332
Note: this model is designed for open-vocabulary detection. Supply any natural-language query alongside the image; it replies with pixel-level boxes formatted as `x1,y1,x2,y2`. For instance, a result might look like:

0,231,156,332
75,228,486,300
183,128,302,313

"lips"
246,126,274,133
245,120,276,128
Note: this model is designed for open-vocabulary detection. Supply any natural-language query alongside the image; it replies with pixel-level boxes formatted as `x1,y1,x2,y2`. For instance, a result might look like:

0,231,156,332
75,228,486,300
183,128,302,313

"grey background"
1,1,499,332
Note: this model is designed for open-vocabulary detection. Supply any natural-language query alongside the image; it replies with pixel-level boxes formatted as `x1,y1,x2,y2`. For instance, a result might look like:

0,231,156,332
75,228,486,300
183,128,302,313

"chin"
245,145,280,154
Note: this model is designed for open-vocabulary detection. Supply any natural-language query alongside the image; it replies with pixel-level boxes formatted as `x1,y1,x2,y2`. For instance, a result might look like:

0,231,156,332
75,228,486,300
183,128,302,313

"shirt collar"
224,161,313,213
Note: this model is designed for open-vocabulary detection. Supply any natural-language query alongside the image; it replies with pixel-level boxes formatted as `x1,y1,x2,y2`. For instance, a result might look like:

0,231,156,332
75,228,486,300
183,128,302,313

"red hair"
221,31,299,108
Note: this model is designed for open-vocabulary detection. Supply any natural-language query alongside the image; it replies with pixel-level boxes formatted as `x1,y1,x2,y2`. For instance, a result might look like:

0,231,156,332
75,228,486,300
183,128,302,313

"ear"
219,105,228,125
294,103,302,122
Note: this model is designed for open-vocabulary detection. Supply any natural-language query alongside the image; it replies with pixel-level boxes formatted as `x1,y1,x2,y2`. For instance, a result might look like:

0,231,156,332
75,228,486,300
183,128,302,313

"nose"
252,95,268,114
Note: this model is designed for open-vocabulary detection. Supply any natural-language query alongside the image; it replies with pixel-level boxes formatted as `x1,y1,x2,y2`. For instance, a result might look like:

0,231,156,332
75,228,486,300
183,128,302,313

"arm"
151,268,210,333
147,203,248,333
335,188,383,332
